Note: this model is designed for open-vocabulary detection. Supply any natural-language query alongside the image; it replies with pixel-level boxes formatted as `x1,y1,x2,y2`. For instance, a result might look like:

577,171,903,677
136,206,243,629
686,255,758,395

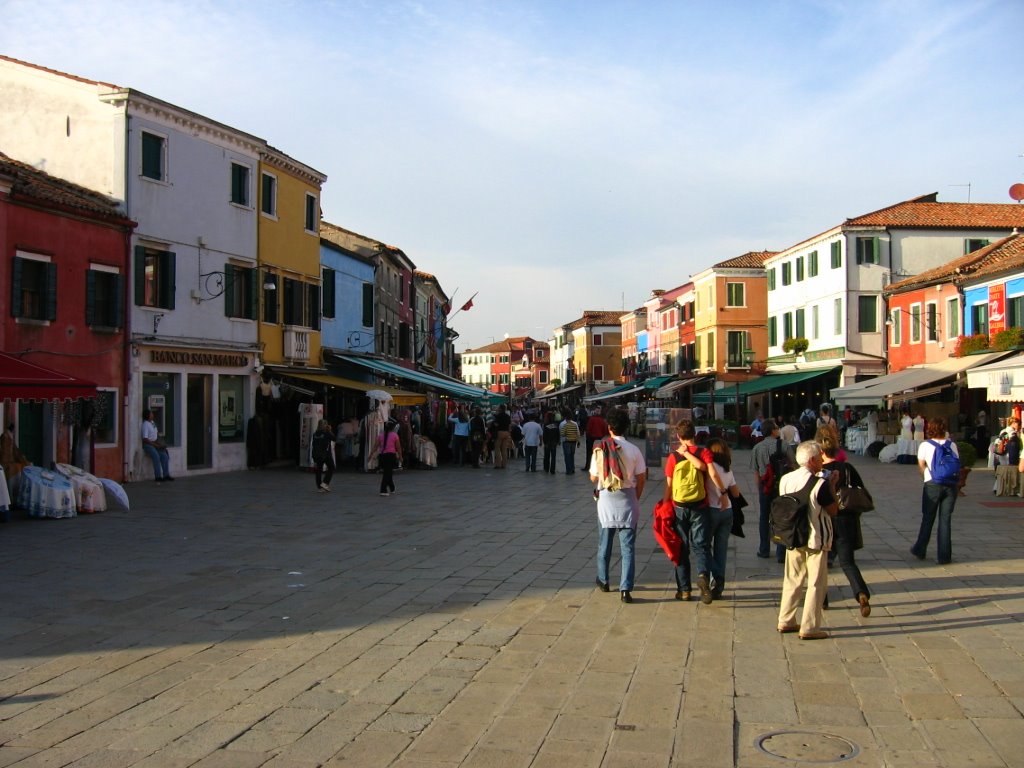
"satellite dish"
1010,183,1024,201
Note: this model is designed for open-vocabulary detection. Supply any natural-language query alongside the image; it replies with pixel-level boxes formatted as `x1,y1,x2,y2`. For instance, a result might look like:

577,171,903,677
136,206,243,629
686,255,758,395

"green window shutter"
163,251,176,310
45,262,57,321
86,270,96,325
872,237,880,264
11,257,23,318
362,283,374,327
134,246,147,305
322,268,335,319
247,268,258,320
224,264,235,317
113,273,124,328
308,284,321,330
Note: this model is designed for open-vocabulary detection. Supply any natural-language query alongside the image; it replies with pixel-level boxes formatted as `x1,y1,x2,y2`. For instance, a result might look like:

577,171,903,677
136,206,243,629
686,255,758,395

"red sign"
989,284,1006,335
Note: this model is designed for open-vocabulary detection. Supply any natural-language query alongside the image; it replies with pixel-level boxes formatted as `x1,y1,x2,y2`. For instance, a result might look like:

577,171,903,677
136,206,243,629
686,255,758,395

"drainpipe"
122,112,134,482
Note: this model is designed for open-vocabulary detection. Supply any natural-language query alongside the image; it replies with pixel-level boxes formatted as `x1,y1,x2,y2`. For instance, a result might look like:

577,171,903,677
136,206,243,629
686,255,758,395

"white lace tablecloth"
55,463,107,513
17,466,76,519
0,465,10,521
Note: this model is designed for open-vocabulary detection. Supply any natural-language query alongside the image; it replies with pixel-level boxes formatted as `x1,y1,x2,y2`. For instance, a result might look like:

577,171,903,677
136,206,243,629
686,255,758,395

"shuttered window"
12,256,56,321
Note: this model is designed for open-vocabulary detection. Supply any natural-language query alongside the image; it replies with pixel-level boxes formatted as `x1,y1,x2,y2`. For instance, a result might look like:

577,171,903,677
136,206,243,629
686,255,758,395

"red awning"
0,352,99,401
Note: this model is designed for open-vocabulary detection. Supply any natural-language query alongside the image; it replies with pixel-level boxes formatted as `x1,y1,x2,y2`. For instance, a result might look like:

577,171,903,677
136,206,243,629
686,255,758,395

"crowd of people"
126,391,1012,638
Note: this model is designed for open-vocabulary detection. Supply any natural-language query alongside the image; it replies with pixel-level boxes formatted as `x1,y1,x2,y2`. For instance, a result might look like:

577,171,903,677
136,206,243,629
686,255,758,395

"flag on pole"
460,295,475,312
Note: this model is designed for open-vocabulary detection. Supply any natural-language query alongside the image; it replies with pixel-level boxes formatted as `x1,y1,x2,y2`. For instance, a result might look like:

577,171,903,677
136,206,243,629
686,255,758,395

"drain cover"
755,730,860,763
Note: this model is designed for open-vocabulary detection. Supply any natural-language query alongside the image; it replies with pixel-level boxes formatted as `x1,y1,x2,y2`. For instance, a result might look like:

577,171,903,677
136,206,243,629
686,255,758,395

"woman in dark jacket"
817,426,871,617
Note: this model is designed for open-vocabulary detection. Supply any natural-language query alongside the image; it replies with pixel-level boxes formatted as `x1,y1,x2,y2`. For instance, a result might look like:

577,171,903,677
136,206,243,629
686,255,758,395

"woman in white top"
704,437,740,600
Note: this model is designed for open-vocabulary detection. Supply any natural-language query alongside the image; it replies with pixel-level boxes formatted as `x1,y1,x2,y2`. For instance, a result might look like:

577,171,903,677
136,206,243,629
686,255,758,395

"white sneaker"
380,492,390,497
320,483,330,492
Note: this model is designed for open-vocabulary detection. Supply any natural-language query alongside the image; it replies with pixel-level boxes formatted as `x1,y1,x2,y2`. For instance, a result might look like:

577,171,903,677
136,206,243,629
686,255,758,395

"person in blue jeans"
703,437,739,600
911,417,959,564
591,408,647,603
664,420,721,604
141,410,173,482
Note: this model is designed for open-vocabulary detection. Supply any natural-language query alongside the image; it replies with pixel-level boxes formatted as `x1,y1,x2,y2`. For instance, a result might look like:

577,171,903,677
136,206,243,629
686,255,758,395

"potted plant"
955,440,978,496
782,337,810,356
954,334,990,357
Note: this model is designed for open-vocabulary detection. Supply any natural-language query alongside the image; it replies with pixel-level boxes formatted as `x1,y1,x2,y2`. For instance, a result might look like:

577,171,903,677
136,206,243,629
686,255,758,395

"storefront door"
187,374,211,468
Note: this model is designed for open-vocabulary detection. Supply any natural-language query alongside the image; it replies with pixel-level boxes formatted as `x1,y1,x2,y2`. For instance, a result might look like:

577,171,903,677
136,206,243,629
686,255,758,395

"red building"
1,152,135,479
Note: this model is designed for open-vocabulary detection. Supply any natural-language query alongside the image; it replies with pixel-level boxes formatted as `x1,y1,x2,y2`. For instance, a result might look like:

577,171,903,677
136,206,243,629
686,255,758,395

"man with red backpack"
752,421,795,562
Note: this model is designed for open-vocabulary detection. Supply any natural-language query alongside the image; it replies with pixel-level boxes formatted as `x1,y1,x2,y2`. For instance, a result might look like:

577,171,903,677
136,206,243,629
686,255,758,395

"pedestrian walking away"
664,419,720,604
751,421,793,561
776,440,838,639
310,419,335,492
520,414,543,472
560,412,581,474
911,416,960,564
492,404,513,469
591,407,647,603
703,437,739,600
373,421,402,496
584,406,609,472
542,412,561,474
817,427,871,617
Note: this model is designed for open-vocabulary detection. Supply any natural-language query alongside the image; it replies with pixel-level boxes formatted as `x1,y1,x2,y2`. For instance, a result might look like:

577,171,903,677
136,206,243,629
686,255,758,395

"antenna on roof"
949,183,972,203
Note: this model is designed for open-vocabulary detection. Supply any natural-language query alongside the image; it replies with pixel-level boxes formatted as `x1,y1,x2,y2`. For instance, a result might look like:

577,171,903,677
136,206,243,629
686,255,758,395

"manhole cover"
755,730,860,763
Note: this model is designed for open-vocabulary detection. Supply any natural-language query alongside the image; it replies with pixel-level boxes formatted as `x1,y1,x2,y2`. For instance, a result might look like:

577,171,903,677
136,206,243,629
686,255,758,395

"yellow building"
257,149,328,370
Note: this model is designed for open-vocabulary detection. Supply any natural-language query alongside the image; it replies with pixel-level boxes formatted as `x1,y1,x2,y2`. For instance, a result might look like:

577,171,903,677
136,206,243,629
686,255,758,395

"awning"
692,368,837,403
0,352,98,401
534,383,583,400
835,352,1011,407
278,371,426,406
583,382,645,403
337,355,499,402
964,352,1024,403
655,375,709,399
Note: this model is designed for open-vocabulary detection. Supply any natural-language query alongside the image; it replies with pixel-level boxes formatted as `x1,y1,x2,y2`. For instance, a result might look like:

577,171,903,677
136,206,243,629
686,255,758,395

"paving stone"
3,454,1024,767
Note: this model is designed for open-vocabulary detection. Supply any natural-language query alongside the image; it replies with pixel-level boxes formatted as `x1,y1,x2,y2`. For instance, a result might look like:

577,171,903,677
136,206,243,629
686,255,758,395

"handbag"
837,485,874,514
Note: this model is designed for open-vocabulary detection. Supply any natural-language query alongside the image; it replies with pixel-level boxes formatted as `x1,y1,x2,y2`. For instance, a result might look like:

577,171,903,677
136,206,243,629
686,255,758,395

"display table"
17,466,76,518
416,437,438,467
846,427,868,455
0,465,10,522
55,464,107,513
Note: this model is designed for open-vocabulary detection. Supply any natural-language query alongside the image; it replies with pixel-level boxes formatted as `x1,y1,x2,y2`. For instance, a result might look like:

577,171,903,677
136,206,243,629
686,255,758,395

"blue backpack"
928,439,961,486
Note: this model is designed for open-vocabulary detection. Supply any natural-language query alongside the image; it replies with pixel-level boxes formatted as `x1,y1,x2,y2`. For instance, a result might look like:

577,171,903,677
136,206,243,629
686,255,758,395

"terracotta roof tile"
713,250,777,269
846,193,1024,229
0,151,131,223
566,311,624,330
885,232,1024,293
960,233,1024,282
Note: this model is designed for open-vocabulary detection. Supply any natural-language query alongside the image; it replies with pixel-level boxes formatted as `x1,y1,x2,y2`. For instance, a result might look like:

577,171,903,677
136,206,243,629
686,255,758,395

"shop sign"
989,284,1006,335
150,350,250,367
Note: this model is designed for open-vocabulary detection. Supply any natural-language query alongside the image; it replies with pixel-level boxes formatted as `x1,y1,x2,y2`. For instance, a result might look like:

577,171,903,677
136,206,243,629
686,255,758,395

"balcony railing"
283,326,310,361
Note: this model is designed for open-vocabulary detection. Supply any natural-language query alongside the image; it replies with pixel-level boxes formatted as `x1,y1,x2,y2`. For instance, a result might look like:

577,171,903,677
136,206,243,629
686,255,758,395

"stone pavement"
1,447,1023,768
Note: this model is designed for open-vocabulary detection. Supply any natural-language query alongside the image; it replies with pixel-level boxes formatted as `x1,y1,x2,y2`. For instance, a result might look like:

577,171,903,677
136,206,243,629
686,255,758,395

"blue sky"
4,0,1023,350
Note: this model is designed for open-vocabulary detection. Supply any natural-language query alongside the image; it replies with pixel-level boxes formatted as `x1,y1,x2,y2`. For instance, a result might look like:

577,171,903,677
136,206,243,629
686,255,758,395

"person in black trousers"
818,427,871,617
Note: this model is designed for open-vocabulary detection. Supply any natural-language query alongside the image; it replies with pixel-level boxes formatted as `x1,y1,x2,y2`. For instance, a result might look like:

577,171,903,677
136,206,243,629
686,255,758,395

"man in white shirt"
777,441,838,639
141,410,173,482
520,415,544,472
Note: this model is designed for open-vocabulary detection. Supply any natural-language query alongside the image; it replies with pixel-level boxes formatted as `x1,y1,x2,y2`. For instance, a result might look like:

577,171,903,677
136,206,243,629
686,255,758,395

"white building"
0,55,266,478
765,193,1024,390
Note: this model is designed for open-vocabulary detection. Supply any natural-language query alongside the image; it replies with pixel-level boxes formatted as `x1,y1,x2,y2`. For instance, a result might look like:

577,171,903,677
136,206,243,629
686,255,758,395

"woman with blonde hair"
704,437,740,600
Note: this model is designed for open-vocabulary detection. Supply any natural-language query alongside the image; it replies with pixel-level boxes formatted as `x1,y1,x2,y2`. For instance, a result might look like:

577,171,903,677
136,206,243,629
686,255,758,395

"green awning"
692,368,837,403
643,375,675,390
338,355,500,402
